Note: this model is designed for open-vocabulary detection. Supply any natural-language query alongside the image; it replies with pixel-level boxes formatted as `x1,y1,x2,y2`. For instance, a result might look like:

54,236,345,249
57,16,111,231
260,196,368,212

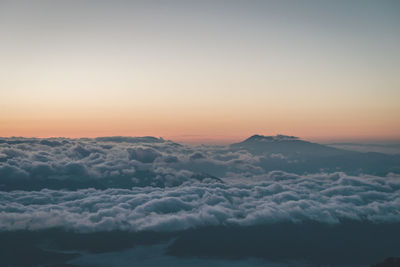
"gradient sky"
1,0,399,144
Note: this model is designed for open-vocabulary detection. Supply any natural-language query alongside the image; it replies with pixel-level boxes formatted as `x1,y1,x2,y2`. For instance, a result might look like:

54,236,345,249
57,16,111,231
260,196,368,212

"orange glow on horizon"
1,1,399,144
1,114,399,145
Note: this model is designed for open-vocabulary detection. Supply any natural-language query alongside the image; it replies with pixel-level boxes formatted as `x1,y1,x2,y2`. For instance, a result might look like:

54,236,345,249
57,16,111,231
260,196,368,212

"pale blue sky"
1,0,399,142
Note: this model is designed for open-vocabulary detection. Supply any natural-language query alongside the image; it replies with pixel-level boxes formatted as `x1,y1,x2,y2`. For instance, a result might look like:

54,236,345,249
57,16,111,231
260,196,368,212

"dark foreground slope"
1,222,400,266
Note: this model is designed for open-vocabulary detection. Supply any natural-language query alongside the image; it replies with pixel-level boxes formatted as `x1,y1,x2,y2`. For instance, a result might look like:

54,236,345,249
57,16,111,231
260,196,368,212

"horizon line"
1,134,400,146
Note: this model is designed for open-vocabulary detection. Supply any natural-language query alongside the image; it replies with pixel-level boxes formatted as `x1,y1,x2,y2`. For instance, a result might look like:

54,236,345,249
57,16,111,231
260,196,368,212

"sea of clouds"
0,137,399,233
1,171,400,232
0,136,261,190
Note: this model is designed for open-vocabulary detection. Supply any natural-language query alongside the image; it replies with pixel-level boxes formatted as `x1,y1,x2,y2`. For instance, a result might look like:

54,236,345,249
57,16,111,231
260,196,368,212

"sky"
0,0,399,144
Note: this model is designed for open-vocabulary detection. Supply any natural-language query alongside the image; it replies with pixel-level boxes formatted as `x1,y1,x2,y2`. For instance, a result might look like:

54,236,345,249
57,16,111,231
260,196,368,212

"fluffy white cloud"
0,137,229,190
1,172,399,232
1,136,399,191
1,137,399,235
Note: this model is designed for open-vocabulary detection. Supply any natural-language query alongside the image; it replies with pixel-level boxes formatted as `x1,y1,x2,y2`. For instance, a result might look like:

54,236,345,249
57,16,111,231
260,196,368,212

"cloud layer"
1,171,399,232
2,136,399,192
0,137,230,190
1,137,399,234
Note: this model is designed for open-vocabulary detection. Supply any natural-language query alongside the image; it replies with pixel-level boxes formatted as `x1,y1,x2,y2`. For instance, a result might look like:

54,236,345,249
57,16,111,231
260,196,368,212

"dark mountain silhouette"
230,135,400,175
371,257,400,267
231,134,342,156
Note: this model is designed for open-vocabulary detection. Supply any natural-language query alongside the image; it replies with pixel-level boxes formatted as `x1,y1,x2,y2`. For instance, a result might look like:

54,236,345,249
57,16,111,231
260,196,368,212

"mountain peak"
230,134,340,156
245,134,300,142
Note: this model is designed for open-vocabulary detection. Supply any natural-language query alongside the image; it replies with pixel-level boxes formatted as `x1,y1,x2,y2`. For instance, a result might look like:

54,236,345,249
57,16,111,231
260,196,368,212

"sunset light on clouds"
2,1,400,266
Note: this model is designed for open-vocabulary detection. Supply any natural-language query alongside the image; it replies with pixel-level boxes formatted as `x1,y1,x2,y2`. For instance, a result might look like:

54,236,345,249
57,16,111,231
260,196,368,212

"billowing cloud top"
1,172,399,232
0,135,399,191
0,136,400,233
